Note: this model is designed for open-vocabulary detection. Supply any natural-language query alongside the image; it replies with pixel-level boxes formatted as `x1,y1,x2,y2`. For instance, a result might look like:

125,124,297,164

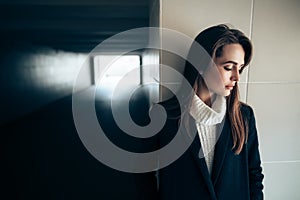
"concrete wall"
160,0,300,199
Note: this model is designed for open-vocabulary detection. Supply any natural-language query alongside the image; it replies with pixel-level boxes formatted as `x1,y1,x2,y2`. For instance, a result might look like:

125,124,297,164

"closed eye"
224,65,245,73
224,66,232,71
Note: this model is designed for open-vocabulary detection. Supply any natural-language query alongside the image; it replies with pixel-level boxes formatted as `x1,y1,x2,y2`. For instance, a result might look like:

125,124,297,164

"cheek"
218,70,229,83
203,70,226,92
205,66,222,82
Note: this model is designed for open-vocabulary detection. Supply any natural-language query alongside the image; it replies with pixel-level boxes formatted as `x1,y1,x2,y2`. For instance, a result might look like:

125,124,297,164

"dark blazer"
135,103,264,200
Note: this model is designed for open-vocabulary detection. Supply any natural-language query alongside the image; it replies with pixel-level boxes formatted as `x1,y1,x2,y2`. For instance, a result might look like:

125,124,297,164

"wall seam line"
263,160,300,164
246,0,255,104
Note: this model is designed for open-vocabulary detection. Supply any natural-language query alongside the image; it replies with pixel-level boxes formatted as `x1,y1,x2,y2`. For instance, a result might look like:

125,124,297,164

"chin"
211,88,231,97
223,90,231,97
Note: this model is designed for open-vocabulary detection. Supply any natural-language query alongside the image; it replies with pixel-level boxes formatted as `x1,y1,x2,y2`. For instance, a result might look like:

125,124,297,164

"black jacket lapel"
183,115,217,199
211,116,231,186
191,136,216,197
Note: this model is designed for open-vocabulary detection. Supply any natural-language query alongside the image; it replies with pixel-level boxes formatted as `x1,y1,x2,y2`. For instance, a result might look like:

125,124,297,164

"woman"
137,24,264,200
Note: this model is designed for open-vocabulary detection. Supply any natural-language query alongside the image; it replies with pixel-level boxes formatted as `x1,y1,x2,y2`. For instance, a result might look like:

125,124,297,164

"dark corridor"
0,1,159,199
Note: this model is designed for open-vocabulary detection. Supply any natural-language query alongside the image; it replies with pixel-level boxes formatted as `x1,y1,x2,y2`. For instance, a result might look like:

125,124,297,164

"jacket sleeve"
247,106,264,200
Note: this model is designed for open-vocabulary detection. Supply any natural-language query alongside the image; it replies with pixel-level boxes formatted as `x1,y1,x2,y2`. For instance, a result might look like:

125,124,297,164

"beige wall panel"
250,0,300,82
247,83,300,161
262,162,300,200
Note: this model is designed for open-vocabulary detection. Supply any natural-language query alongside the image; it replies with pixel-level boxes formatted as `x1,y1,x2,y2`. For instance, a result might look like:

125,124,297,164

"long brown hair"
182,24,253,154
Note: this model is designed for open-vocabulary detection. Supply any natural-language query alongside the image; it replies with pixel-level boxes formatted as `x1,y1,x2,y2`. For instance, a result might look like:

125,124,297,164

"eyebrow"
221,61,244,66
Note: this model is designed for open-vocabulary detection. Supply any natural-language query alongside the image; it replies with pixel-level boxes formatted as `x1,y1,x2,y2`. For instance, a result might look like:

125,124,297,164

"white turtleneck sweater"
189,94,226,175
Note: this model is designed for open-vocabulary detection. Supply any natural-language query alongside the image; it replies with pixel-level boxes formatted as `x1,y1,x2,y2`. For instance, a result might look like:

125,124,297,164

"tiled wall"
160,0,300,199
248,0,300,199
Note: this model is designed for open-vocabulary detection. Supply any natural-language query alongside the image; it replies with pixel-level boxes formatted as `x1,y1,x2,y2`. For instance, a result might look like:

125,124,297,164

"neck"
197,85,216,108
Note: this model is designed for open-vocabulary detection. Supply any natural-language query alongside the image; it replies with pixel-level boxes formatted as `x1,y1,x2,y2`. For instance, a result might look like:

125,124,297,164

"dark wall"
0,43,91,124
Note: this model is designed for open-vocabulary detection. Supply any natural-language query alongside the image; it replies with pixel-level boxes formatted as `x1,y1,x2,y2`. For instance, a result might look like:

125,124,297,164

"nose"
231,68,240,82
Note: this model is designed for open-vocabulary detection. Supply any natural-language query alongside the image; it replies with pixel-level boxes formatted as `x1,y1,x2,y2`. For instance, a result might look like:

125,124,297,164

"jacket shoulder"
240,102,255,120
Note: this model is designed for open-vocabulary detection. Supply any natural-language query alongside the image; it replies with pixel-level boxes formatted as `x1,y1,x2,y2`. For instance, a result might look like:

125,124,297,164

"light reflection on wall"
93,55,140,98
26,50,89,92
0,45,91,124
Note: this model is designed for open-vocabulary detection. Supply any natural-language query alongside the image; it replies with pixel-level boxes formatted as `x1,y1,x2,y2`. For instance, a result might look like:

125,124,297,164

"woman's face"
203,43,245,97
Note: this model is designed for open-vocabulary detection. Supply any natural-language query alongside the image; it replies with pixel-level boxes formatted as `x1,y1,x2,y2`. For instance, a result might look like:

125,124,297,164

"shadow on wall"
0,81,157,200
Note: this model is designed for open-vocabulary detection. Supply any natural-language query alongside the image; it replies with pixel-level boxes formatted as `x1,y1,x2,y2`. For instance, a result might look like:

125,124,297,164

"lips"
225,85,234,90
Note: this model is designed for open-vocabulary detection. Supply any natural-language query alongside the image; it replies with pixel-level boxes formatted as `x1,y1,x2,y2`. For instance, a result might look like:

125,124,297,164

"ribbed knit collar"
189,94,226,125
